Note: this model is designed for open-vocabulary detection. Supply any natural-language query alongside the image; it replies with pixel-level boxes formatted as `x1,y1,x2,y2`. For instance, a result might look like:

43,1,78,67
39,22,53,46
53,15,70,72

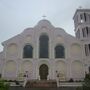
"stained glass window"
39,35,49,58
55,45,65,58
23,45,33,58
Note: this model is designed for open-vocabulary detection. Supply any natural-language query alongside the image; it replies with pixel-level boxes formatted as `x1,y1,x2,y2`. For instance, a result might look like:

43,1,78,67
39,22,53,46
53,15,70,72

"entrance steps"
25,80,57,88
10,86,79,90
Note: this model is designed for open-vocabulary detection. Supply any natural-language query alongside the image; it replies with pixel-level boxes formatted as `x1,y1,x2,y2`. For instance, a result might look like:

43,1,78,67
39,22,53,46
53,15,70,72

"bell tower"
73,8,90,73
73,9,90,40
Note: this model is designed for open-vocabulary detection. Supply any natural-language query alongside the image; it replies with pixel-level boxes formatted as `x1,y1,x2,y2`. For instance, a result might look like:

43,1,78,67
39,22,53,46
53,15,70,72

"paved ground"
9,86,79,90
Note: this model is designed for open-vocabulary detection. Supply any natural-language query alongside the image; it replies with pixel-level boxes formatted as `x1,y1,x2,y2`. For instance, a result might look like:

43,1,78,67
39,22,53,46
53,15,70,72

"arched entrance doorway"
39,64,48,80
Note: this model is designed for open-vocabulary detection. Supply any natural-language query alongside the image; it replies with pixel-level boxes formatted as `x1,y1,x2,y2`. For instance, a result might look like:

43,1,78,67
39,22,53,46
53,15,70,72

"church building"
0,9,90,82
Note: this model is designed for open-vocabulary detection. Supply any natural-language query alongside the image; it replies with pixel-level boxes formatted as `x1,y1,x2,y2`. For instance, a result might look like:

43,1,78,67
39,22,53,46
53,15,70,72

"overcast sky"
0,0,90,51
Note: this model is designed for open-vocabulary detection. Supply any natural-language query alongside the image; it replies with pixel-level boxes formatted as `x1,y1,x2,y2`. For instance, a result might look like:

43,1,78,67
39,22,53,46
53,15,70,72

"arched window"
39,34,49,58
55,45,65,58
89,66,90,73
23,45,33,58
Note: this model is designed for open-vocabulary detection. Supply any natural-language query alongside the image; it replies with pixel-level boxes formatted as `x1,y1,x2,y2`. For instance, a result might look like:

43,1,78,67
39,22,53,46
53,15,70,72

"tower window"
76,29,80,38
85,44,90,56
89,66,90,73
80,14,84,23
80,14,83,20
82,27,90,38
88,27,90,36
85,44,88,56
23,45,33,58
80,13,87,23
55,45,65,58
89,14,90,22
84,13,87,21
82,28,86,37
86,27,90,37
89,44,90,52
86,27,88,36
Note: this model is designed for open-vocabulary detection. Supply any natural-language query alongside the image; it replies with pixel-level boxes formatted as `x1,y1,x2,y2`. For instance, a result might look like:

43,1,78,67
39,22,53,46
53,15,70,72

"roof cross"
42,15,46,19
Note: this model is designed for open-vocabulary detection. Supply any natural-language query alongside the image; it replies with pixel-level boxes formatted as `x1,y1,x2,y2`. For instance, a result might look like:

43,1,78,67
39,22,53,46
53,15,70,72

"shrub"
0,79,9,90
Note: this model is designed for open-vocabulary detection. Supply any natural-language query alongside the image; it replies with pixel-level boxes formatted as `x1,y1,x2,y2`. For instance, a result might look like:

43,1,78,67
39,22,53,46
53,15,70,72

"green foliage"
76,87,83,90
76,73,90,90
83,73,90,90
0,79,9,90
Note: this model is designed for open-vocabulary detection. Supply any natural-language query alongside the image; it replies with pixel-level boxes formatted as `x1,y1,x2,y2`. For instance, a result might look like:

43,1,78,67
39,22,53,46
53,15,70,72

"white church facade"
0,9,90,82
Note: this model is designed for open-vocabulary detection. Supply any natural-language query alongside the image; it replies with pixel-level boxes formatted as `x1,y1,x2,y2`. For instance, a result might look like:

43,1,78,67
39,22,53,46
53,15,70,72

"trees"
83,73,90,90
76,73,90,90
0,79,9,90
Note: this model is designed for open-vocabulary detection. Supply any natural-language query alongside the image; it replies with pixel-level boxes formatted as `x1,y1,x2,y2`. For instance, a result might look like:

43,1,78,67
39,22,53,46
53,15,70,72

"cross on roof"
79,6,83,9
42,15,46,19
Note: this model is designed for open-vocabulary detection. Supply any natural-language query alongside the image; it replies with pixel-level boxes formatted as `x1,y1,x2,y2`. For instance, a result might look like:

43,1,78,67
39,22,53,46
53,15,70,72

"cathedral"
0,9,90,82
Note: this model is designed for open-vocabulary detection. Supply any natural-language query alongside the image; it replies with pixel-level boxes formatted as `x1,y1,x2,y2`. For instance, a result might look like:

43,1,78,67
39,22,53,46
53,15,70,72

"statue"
23,71,29,87
56,70,65,87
